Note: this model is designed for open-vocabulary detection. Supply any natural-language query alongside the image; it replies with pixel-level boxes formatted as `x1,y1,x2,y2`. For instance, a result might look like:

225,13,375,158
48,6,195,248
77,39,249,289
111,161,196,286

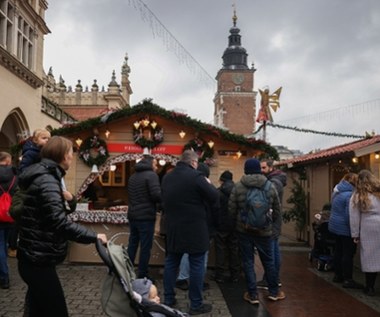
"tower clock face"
232,73,244,85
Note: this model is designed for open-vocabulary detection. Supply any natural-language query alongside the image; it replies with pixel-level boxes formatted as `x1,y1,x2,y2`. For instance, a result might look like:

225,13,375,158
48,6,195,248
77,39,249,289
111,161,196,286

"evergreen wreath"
79,135,109,167
183,137,215,164
133,120,164,149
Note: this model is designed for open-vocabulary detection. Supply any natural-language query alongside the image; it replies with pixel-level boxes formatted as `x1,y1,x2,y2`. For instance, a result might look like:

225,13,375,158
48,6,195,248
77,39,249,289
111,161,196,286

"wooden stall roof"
51,99,279,159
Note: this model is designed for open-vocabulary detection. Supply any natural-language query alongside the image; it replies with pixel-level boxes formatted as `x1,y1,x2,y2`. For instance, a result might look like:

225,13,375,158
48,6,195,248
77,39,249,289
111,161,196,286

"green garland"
133,120,164,149
267,123,364,139
79,135,109,167
184,137,214,164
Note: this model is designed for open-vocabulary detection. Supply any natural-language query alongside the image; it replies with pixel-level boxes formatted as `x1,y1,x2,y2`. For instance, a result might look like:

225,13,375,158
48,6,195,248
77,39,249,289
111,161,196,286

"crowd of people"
126,150,288,315
2,134,380,316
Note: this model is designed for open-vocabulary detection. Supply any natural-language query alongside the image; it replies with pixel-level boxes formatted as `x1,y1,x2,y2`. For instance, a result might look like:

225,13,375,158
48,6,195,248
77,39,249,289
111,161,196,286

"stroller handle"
95,239,115,271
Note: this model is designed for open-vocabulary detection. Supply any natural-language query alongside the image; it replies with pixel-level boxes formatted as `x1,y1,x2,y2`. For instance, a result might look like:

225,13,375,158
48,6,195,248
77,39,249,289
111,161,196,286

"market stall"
67,208,166,265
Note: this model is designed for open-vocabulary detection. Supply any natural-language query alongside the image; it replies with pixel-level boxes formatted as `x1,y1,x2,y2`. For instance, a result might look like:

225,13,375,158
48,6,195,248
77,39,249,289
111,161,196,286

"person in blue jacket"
328,172,363,289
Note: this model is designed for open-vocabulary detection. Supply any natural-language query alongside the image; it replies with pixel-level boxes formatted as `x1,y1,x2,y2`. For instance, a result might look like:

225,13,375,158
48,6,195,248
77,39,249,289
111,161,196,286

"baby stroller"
95,240,188,317
308,209,335,271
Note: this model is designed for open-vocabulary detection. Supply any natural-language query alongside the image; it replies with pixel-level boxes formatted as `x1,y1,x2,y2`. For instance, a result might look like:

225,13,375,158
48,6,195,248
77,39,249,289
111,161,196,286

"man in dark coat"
161,150,219,315
127,156,161,279
257,159,287,289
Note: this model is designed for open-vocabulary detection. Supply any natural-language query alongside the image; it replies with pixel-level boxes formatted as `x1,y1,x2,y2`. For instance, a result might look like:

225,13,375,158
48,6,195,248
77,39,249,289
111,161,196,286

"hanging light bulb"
159,159,166,166
142,118,150,127
236,151,242,159
75,138,83,147
208,140,215,148
375,152,380,160
133,121,140,129
150,120,157,129
91,164,99,174
105,130,111,139
110,164,117,171
179,130,186,139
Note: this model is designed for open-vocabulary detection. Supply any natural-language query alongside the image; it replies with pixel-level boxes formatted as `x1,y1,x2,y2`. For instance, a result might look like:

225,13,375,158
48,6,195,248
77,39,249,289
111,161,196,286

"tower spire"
221,2,248,70
232,2,237,27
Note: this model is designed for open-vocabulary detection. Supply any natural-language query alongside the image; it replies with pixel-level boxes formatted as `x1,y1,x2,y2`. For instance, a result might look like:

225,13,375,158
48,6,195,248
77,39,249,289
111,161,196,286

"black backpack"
240,180,272,233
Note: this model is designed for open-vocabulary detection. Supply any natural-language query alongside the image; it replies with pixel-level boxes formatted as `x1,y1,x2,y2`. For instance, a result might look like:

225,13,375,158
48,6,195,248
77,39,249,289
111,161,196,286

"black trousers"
365,272,378,289
18,256,68,317
332,234,356,280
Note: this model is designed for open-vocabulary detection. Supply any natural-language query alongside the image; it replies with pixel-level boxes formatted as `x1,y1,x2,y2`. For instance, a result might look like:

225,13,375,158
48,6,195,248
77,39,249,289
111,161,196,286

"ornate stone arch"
0,107,30,152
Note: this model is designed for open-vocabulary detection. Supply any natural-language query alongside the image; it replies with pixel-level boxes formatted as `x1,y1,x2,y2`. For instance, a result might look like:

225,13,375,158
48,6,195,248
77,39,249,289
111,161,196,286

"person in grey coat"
127,156,161,279
350,169,380,296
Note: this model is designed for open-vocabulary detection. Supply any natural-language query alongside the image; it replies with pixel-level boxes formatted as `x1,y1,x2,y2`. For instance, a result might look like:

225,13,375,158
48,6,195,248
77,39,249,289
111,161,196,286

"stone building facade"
0,0,131,153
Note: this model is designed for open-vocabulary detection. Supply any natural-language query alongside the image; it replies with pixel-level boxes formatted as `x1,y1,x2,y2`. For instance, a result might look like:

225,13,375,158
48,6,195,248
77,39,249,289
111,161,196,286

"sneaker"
268,291,286,301
175,279,189,291
7,249,17,258
342,279,364,289
243,292,259,305
257,279,268,290
189,303,212,315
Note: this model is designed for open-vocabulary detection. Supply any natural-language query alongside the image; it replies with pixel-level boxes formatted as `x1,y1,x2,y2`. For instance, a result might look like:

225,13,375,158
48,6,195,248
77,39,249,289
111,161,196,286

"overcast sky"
43,0,380,153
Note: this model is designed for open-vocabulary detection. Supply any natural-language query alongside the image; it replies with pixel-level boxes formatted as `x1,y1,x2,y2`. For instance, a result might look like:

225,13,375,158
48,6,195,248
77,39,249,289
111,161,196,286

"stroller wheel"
324,263,333,271
317,260,325,271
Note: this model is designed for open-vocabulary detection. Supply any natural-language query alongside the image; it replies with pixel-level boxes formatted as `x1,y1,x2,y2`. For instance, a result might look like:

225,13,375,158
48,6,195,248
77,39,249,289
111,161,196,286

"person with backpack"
228,158,285,305
0,152,18,289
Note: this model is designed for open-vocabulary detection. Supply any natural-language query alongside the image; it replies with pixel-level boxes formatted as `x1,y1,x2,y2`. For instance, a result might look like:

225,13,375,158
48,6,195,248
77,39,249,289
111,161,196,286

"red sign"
107,143,183,155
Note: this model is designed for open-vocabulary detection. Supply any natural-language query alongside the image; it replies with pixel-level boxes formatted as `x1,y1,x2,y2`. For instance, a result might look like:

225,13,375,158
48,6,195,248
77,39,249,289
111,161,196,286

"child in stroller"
309,204,335,271
96,240,188,317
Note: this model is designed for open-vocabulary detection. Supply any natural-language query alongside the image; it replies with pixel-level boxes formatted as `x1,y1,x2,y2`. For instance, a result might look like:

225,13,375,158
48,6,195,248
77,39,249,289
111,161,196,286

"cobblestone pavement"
2,249,380,317
0,258,231,317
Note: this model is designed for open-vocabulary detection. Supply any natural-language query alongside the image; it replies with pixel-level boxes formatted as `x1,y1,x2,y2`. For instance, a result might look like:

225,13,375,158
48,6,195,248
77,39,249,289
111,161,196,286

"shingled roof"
280,135,380,166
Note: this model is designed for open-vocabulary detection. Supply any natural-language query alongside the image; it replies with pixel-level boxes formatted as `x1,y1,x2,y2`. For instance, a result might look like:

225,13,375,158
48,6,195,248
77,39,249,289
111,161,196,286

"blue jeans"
127,220,155,278
177,252,208,281
0,228,10,280
164,252,206,309
238,233,278,297
262,238,281,283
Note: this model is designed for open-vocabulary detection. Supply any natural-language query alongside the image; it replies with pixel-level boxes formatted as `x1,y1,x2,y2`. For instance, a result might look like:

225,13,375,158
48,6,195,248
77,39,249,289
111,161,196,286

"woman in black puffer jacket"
17,136,107,317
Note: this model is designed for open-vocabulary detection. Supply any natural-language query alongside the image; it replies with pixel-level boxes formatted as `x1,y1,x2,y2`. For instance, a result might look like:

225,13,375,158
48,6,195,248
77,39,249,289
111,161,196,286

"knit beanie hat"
197,162,210,178
219,170,233,181
244,158,261,175
132,278,152,300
